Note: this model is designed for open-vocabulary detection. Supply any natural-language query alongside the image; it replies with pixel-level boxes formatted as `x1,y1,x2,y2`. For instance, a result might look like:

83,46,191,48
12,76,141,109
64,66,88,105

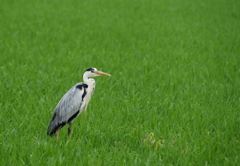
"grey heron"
47,68,110,140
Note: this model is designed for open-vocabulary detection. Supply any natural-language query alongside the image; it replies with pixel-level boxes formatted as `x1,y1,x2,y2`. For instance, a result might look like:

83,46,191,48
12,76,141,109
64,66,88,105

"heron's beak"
94,71,111,76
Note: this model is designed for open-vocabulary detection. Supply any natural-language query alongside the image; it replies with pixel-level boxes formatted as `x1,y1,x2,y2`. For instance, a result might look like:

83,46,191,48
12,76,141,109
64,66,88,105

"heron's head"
84,68,111,78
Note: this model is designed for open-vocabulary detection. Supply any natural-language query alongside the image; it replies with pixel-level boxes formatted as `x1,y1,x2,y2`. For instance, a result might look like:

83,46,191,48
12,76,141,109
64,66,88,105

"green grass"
0,0,239,165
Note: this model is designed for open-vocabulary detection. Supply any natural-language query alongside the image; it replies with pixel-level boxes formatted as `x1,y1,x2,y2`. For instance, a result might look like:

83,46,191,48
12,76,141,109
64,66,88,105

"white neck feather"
83,73,95,85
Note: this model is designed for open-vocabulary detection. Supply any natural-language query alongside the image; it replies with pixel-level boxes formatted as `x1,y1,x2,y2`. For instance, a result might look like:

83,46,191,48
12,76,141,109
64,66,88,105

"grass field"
0,0,239,165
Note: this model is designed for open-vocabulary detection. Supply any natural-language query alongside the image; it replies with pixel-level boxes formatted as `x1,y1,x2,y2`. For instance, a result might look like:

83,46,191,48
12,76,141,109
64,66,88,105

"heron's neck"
83,74,94,85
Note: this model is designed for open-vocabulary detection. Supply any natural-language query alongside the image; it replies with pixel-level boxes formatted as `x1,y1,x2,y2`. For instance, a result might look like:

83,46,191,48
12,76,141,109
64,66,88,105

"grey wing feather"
47,82,86,136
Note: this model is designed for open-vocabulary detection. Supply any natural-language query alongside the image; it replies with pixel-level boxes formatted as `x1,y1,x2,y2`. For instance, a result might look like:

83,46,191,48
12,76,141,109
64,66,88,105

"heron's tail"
46,125,57,136
47,122,66,136
46,113,66,136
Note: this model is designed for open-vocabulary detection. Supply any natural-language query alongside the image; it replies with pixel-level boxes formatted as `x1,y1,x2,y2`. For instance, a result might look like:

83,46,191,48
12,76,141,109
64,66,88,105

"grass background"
0,0,239,165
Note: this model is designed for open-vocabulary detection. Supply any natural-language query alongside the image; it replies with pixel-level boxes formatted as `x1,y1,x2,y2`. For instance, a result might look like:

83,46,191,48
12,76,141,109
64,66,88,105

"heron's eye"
91,70,94,73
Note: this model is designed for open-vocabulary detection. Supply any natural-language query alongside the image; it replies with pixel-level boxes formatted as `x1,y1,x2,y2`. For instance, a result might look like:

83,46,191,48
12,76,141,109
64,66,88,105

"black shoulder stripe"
76,84,88,100
83,84,88,88
82,88,87,101
76,84,88,90
81,84,88,100
76,84,83,90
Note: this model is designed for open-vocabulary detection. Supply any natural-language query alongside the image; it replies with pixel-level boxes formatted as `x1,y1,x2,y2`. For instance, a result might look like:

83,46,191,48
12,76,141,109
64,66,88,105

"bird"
46,68,110,140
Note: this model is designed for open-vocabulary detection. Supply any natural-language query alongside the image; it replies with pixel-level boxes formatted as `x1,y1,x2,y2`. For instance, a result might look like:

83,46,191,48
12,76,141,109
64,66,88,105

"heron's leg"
68,123,72,137
56,127,61,141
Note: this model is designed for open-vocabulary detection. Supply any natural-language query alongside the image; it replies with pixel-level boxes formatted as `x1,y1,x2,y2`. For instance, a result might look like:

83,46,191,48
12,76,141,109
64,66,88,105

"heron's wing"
47,82,87,136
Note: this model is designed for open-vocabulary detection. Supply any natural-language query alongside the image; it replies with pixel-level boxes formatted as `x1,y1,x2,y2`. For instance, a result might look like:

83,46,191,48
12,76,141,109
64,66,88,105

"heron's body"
46,68,110,140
